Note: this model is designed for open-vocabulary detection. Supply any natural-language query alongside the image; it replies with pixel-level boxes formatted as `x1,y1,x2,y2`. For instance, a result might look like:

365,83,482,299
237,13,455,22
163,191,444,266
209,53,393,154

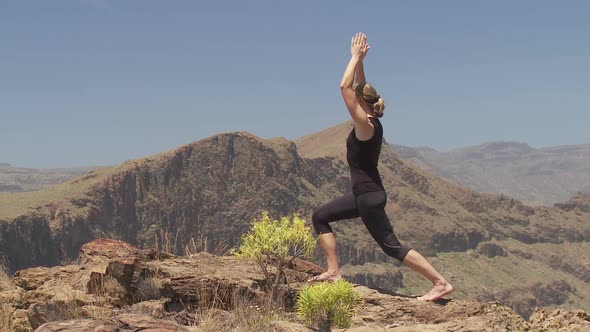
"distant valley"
391,142,590,206
0,163,100,192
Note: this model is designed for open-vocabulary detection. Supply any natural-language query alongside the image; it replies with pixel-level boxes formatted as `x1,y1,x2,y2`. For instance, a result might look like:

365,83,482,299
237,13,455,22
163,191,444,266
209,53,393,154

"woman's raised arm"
340,33,372,133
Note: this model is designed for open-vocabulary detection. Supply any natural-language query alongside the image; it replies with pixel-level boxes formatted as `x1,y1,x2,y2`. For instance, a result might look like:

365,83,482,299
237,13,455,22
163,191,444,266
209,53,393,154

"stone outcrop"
0,239,588,332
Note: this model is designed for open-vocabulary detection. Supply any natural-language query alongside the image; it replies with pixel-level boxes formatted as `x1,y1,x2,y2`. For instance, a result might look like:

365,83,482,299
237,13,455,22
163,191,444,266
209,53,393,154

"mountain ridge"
0,124,588,318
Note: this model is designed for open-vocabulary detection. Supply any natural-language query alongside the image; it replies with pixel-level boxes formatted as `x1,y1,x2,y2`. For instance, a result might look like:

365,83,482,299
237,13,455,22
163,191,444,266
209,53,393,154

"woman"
309,32,454,302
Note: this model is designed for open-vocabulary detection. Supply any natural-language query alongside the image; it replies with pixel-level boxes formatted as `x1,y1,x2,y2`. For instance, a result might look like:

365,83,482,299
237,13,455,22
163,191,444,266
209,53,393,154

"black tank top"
346,117,385,196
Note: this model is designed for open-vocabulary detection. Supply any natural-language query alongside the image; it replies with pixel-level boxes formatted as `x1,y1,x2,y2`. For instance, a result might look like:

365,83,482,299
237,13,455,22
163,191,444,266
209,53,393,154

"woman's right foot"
307,271,342,283
417,281,454,301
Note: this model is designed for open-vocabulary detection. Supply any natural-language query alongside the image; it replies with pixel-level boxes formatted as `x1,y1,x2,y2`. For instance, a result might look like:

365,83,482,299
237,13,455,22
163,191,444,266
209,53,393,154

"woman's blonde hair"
354,82,386,117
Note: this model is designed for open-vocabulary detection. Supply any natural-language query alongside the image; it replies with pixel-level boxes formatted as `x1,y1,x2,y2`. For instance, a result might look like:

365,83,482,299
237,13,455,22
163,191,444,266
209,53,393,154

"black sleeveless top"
346,117,385,196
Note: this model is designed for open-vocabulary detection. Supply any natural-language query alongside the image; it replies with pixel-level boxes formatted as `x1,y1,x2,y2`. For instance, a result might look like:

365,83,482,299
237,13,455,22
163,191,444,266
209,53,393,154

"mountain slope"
391,142,590,205
0,124,588,318
0,132,347,270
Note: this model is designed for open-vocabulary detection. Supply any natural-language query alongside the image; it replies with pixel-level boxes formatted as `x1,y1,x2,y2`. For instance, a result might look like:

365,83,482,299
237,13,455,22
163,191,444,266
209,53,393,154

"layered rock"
36,313,204,331
0,239,588,332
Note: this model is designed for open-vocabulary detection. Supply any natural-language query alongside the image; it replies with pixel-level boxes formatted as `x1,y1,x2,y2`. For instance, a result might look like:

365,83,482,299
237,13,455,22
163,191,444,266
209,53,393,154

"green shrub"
233,212,316,300
297,279,361,331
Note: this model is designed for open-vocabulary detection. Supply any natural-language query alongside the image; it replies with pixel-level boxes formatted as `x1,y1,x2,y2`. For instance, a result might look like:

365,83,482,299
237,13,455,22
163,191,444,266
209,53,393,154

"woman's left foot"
307,271,342,283
417,281,454,302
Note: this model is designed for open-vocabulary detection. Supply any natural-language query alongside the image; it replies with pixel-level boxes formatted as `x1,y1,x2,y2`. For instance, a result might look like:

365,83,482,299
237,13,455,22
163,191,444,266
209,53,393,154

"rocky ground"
0,239,588,332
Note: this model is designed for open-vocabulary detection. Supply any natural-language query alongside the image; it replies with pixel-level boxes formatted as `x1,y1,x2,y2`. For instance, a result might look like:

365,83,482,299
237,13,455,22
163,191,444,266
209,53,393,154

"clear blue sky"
1,1,589,167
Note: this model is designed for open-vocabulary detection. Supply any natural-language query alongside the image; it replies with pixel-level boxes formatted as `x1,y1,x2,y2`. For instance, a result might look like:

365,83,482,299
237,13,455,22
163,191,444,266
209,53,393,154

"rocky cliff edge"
0,239,588,332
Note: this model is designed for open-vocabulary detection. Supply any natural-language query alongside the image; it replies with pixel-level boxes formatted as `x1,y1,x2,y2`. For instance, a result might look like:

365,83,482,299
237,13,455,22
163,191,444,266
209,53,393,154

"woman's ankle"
327,269,340,276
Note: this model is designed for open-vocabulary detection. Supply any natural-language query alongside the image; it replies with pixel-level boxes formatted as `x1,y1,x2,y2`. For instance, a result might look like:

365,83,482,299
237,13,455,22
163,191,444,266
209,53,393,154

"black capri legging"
312,190,411,262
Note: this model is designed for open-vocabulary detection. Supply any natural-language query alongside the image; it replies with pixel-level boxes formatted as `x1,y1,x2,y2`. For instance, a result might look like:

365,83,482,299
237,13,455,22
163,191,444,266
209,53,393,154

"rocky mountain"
1,238,587,331
0,123,589,320
391,142,590,206
0,163,99,192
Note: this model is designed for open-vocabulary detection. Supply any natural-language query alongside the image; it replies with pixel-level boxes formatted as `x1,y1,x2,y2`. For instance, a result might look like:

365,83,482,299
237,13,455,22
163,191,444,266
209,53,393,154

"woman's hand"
351,32,370,60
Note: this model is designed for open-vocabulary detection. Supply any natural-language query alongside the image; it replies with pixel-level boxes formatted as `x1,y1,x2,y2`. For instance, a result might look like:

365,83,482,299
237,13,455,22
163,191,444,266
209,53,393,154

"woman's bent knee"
381,243,411,262
379,233,411,262
312,210,331,234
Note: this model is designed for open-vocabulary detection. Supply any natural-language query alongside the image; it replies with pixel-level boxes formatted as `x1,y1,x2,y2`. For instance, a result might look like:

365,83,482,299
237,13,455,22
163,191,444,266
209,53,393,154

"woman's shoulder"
368,116,382,129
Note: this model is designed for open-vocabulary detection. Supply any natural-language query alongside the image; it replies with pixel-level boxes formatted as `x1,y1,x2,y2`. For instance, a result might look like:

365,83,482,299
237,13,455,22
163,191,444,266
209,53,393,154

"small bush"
233,212,316,300
297,279,361,331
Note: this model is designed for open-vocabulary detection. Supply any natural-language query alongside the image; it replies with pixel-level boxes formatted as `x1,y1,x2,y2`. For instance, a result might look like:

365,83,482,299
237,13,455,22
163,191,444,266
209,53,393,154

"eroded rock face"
0,239,588,332
3,239,319,331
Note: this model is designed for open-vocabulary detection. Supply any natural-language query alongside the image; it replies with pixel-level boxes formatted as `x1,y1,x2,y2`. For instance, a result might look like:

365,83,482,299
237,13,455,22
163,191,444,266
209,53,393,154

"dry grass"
157,271,289,332
154,229,179,258
184,236,230,257
153,230,231,258
194,289,285,332
183,237,199,256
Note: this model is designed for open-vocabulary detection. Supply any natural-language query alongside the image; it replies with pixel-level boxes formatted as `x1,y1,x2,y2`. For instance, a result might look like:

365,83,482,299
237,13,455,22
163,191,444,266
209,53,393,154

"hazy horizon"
3,136,589,169
2,1,589,168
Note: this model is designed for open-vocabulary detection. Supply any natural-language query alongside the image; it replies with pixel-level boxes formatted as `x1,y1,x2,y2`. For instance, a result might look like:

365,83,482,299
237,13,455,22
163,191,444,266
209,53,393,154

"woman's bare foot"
417,281,454,301
307,271,342,283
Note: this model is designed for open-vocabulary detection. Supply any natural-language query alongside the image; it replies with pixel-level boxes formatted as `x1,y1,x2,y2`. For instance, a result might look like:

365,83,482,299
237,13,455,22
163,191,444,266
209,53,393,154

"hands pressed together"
351,32,370,60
